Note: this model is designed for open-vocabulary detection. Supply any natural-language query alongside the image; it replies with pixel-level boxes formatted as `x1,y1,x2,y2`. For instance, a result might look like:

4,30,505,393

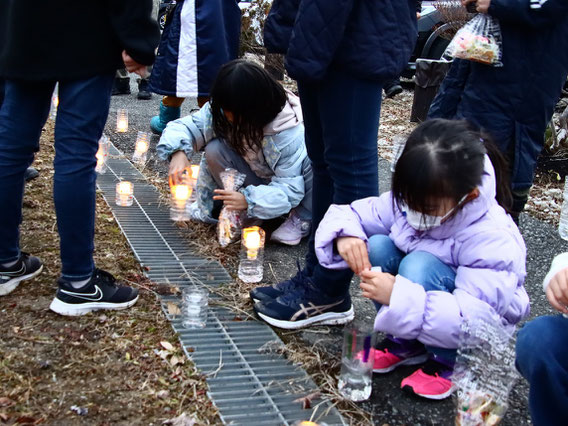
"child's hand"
169,151,191,184
213,189,248,211
359,269,396,305
546,268,568,314
336,237,371,274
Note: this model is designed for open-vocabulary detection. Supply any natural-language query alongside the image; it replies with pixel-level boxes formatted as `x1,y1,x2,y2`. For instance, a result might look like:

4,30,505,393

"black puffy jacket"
0,0,160,81
264,0,418,82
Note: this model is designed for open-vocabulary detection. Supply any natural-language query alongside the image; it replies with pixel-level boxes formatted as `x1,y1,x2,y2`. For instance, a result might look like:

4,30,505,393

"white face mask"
402,194,469,231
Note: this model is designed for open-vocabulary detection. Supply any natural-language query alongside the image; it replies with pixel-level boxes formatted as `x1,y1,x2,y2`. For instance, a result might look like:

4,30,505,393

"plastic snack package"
452,318,519,425
445,14,503,67
217,168,247,247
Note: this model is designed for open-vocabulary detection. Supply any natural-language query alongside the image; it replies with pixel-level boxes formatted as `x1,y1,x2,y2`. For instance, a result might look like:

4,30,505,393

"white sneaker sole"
49,295,139,316
0,265,44,296
270,236,302,246
406,384,456,400
373,353,429,373
257,306,354,330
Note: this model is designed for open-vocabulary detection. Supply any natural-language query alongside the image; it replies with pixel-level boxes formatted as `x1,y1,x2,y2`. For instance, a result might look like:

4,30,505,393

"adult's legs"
54,73,114,281
516,315,568,426
0,80,54,264
307,69,383,297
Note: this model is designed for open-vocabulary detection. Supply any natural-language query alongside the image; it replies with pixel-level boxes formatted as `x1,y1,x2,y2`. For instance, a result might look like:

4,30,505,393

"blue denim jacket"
156,102,310,221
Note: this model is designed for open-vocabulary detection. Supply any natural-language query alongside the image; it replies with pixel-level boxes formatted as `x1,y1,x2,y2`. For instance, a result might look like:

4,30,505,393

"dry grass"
0,122,219,425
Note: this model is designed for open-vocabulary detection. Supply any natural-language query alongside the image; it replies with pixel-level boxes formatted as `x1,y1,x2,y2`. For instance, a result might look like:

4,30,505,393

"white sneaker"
271,210,311,246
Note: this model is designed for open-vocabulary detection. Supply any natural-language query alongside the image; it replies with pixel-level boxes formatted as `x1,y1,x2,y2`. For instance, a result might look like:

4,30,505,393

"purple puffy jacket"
315,157,530,349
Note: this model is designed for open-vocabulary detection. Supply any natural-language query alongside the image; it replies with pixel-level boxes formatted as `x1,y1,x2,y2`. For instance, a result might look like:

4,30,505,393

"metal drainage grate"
97,144,346,425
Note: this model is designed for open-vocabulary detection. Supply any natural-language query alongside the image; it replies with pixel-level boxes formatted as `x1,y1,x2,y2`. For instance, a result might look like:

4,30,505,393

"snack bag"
217,168,247,247
445,14,503,67
452,318,519,425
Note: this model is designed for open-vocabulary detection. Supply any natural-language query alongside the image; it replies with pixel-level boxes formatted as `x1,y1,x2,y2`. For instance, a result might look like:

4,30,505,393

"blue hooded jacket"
264,0,418,82
149,0,241,98
429,0,568,190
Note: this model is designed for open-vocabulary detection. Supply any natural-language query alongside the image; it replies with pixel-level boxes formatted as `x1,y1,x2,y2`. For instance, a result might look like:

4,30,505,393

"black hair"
392,119,512,216
210,59,287,156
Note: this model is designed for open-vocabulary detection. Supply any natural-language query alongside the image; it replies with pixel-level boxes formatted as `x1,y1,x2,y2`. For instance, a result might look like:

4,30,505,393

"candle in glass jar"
243,227,262,259
132,131,150,164
115,181,133,207
116,109,128,133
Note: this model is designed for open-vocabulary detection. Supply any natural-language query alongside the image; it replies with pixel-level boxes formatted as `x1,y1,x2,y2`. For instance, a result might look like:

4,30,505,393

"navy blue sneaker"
254,280,354,329
50,268,139,316
0,252,43,296
249,261,309,303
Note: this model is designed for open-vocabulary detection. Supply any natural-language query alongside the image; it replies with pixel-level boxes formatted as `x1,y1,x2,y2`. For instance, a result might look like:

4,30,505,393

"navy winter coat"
149,0,241,98
429,0,568,190
264,0,418,82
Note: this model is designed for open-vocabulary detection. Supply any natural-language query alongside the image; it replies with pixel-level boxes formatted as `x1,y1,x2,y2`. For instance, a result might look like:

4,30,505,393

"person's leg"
310,69,383,298
294,157,312,222
0,80,52,295
0,80,54,264
54,73,114,281
516,315,568,426
254,71,383,328
396,251,457,399
204,138,266,189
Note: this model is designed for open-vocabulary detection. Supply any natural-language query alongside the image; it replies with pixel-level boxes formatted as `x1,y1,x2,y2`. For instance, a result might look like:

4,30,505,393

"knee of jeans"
516,316,560,373
398,251,444,289
368,234,396,266
204,139,224,165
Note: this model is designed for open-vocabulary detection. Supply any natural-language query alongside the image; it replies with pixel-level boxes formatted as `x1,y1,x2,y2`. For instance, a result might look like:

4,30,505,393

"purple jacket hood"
315,157,529,349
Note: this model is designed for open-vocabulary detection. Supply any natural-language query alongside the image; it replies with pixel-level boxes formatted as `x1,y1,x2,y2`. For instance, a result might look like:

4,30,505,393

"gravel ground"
107,80,568,425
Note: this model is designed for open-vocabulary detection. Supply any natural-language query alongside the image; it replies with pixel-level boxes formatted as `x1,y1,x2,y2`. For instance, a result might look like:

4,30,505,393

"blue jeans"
368,234,457,363
0,74,114,280
516,315,568,426
298,69,383,295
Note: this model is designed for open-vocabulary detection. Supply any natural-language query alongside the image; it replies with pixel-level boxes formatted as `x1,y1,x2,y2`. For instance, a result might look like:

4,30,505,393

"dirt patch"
0,122,219,425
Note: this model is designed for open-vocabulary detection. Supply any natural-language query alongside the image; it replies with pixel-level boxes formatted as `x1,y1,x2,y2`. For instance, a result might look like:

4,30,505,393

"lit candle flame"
243,227,263,259
117,181,133,194
171,184,191,201
52,95,59,108
116,109,128,132
135,140,149,154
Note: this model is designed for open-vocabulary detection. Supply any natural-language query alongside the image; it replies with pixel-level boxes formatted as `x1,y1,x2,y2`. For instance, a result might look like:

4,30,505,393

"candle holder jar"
181,287,208,329
132,131,150,165
337,327,376,401
115,181,134,207
49,94,59,121
95,134,110,174
238,226,265,283
169,170,192,221
116,109,128,133
189,165,200,202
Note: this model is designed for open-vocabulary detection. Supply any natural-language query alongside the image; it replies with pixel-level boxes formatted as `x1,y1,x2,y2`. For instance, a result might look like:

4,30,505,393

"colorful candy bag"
445,14,503,67
217,168,247,247
452,318,519,425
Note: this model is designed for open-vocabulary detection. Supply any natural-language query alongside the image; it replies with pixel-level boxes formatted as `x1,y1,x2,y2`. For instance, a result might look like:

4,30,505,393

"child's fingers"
359,282,374,292
357,244,371,271
361,291,373,300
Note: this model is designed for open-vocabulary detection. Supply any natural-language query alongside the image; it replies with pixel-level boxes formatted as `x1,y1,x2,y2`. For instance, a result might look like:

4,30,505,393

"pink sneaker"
401,360,455,400
369,337,428,373
271,210,311,246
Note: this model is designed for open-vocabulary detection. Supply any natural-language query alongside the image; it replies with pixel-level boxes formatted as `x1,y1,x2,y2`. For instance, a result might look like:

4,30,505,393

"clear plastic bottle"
559,179,568,241
181,288,208,329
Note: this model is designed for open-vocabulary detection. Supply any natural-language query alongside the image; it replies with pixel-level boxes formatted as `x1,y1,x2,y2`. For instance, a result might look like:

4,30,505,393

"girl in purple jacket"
315,119,529,400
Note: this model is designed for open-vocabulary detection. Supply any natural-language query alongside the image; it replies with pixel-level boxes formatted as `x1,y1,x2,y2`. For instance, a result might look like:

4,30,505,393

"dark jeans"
298,68,383,296
516,315,568,426
0,74,114,280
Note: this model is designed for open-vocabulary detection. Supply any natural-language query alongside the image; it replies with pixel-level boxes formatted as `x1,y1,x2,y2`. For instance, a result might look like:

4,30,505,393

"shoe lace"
276,260,308,292
93,268,118,287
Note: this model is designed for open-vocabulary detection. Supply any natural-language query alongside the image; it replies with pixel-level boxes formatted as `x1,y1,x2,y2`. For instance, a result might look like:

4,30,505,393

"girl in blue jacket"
157,60,312,246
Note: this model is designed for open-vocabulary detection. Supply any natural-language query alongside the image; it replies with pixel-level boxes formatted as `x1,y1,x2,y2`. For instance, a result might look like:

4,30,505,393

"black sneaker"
0,252,43,296
137,78,152,100
50,268,139,316
249,261,308,303
385,84,403,98
253,279,354,329
112,77,131,96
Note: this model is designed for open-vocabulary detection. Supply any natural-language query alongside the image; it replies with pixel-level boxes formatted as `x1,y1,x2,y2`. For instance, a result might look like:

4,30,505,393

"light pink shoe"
271,210,310,246
401,360,455,400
